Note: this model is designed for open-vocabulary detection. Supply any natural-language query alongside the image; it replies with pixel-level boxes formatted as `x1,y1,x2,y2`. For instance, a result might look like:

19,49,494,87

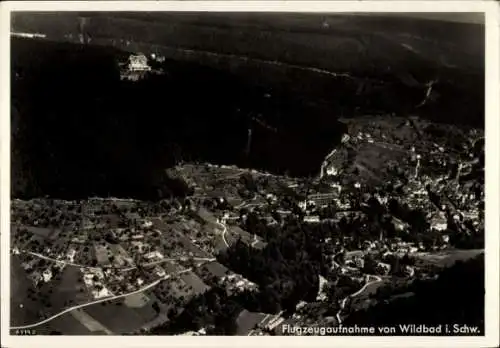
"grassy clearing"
31,312,94,335
235,309,268,335
415,249,484,268
179,272,210,295
84,298,151,334
202,261,230,278
31,262,90,318
10,255,44,327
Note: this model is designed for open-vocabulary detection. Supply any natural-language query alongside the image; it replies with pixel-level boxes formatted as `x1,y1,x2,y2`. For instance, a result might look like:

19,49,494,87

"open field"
198,261,230,279
151,260,210,304
179,272,210,294
69,308,113,334
123,295,159,323
235,310,268,335
414,248,484,268
10,256,44,327
42,266,93,314
27,312,95,335
124,292,150,308
22,226,54,239
83,297,157,334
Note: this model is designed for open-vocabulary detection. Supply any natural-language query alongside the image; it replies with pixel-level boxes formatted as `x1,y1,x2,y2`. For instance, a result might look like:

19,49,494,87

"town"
10,115,484,335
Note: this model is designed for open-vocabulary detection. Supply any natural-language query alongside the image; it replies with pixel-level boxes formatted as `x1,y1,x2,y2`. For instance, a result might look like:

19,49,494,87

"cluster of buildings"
22,258,62,287
82,268,114,299
219,273,258,295
16,242,73,288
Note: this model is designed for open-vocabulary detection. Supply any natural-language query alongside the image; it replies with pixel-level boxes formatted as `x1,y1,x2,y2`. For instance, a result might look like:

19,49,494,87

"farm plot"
30,312,95,335
84,298,152,334
10,255,44,327
235,310,268,335
414,249,484,268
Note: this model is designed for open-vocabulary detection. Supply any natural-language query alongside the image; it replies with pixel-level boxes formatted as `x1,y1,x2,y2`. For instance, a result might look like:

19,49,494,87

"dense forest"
11,17,484,199
11,38,345,200
218,228,321,314
11,12,484,201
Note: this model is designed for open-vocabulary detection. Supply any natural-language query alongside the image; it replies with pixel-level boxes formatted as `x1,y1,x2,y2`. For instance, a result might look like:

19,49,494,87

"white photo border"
1,1,498,348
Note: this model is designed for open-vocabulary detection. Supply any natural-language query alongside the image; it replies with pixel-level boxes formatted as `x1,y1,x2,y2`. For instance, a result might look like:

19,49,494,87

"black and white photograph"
2,1,499,346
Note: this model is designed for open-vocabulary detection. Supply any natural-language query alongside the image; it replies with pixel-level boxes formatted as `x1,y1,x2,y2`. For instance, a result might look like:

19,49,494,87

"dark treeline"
12,33,483,200
11,38,344,200
344,253,485,334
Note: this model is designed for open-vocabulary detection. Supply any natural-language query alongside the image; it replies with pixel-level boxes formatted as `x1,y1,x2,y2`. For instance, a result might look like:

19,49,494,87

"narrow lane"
10,269,189,330
335,274,382,325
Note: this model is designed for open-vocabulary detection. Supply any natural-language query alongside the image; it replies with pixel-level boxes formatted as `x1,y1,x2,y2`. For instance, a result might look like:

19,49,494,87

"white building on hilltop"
128,54,151,72
121,53,152,81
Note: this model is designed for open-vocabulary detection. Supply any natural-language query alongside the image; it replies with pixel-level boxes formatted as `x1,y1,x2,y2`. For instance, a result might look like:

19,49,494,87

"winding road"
10,267,194,330
20,250,215,272
335,274,382,325
23,251,101,270
215,221,230,248
12,237,217,331
16,198,377,333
